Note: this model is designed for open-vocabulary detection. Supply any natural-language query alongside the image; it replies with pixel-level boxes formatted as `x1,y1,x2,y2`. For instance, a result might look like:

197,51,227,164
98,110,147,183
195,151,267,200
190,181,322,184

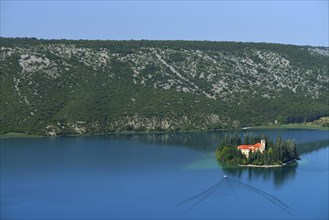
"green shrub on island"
216,133,300,166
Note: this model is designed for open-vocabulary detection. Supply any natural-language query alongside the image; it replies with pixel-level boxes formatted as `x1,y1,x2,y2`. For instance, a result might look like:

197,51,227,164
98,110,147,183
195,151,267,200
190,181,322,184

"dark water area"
1,129,328,219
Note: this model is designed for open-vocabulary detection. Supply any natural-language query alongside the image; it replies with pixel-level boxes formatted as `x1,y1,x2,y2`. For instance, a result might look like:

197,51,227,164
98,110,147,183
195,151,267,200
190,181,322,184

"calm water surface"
1,129,328,219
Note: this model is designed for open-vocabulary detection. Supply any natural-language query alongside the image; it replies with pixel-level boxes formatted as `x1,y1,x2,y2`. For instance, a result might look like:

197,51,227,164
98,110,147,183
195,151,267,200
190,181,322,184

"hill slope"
1,38,328,135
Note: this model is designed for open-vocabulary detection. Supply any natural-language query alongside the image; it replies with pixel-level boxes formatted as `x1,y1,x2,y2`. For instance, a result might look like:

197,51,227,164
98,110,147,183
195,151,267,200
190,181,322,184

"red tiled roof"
253,143,262,148
237,145,253,149
237,143,262,150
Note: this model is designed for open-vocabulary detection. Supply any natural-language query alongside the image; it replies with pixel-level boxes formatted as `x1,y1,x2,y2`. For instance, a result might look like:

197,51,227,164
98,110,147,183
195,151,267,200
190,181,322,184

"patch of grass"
0,132,44,138
257,123,329,130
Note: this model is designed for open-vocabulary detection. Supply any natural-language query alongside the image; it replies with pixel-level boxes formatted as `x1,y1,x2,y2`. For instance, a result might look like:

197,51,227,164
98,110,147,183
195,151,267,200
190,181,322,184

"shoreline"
1,123,327,139
252,124,328,131
238,159,297,168
0,132,45,139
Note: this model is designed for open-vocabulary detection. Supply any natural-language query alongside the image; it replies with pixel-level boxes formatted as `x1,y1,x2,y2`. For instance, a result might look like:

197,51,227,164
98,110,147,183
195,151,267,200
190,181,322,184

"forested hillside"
1,38,328,135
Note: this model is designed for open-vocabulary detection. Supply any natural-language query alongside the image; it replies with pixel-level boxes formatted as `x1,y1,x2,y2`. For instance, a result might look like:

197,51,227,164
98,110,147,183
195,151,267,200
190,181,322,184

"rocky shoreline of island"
237,159,297,168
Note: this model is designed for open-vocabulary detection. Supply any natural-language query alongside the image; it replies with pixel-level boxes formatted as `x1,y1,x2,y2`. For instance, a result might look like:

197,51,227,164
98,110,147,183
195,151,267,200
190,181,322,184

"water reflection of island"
218,139,328,188
218,160,298,188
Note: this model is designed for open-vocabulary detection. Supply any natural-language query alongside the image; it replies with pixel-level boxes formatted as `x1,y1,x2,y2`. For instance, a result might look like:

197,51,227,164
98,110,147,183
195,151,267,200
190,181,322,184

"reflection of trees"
218,160,298,188
105,132,225,152
297,139,329,155
105,132,329,154
102,132,328,188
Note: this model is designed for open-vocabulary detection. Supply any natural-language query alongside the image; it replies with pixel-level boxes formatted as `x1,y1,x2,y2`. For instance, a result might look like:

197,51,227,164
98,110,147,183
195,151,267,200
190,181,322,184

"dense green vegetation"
1,37,328,135
216,133,300,166
308,116,329,128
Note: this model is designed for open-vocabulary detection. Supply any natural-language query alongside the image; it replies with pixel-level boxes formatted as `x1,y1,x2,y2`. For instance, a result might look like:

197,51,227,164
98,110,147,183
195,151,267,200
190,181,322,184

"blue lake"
1,129,328,219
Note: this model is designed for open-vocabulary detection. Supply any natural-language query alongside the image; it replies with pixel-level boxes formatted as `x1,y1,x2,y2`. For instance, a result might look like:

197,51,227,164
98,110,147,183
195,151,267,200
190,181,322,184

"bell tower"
260,140,266,152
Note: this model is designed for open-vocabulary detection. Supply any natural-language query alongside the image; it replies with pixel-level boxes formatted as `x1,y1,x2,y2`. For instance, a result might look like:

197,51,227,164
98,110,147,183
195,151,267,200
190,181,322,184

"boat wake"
177,176,293,216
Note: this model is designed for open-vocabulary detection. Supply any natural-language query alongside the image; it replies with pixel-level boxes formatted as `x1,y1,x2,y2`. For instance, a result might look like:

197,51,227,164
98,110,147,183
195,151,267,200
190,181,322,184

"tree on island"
216,133,300,166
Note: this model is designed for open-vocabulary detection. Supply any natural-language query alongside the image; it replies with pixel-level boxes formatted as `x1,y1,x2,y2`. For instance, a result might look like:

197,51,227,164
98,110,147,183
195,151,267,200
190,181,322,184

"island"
216,133,300,167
